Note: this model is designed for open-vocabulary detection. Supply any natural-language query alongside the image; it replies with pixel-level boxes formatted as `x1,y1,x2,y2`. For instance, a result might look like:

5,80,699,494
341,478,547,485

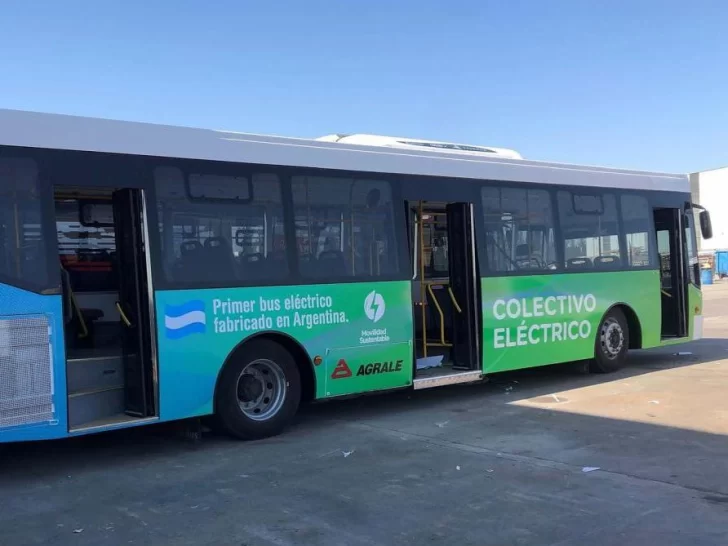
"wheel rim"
236,358,287,421
600,317,624,360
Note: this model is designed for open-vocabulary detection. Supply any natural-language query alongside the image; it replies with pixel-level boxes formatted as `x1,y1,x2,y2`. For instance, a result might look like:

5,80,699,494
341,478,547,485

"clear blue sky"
1,1,726,173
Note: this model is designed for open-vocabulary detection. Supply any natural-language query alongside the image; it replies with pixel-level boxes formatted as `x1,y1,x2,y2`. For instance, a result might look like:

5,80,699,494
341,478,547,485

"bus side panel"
155,280,413,422
689,284,703,341
0,284,68,443
481,270,661,374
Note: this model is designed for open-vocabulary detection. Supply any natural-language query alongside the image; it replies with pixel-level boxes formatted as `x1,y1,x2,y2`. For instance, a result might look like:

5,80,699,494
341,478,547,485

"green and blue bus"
0,110,713,443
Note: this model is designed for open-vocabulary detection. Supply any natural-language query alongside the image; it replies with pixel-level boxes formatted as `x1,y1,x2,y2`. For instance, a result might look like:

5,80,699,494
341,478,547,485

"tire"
589,307,629,374
215,338,301,440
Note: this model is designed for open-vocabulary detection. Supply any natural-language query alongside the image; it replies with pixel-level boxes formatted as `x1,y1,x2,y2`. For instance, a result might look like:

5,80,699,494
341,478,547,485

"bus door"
653,208,688,338
446,203,480,369
410,200,482,389
112,189,155,417
54,176,156,431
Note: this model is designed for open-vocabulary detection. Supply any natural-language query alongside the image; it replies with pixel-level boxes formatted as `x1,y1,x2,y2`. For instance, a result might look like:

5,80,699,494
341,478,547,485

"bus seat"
317,250,347,277
567,257,593,269
594,255,621,268
299,254,317,277
515,244,530,259
240,252,267,280
266,251,288,279
204,236,236,280
176,240,206,281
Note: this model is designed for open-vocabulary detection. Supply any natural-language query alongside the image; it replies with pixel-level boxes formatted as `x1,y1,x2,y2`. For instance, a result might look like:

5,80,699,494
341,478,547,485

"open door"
654,208,688,338
112,189,155,417
446,203,480,370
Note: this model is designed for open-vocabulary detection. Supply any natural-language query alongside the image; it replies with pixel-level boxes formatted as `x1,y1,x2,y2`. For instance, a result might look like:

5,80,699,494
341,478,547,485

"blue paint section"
0,283,68,443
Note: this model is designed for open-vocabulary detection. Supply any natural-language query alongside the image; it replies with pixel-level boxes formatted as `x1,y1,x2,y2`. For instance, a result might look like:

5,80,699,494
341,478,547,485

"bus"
0,109,713,443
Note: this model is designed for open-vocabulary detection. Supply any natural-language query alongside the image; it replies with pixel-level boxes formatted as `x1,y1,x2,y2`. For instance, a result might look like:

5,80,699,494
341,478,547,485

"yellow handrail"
426,283,451,347
419,201,428,357
61,266,89,339
447,286,462,314
116,302,133,327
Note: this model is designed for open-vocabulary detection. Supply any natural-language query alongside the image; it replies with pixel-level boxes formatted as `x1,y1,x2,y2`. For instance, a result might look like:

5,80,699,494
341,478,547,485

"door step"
413,370,483,390
68,386,125,428
67,354,125,393
70,413,158,433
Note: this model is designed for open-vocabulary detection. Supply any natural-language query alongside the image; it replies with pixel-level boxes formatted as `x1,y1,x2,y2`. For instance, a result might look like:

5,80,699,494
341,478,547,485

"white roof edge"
0,108,689,193
690,165,728,175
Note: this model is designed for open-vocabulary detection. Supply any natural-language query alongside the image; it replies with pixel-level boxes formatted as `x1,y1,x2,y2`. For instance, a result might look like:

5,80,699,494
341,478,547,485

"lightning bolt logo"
364,290,386,323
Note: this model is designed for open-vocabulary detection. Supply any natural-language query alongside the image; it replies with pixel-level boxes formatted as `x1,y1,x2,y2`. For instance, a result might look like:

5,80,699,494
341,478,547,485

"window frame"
0,148,59,295
479,183,561,276
150,157,411,290
619,192,656,270
152,158,291,290
477,179,663,278
289,171,408,284
558,188,624,271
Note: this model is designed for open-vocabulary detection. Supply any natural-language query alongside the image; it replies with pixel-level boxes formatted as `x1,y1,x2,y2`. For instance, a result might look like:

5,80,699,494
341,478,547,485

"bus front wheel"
215,338,302,440
590,308,629,374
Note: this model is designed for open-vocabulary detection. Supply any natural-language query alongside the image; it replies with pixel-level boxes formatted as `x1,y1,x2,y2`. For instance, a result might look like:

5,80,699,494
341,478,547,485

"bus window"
684,211,698,284
481,186,557,273
55,199,117,292
291,176,398,279
410,207,449,280
558,191,621,270
0,157,49,291
621,194,652,268
155,166,287,284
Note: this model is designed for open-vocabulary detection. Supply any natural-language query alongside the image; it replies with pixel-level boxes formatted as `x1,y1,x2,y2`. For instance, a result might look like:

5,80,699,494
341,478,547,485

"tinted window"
155,166,288,285
685,211,698,284
410,207,449,279
291,176,398,279
620,194,652,267
56,199,117,292
0,158,49,290
558,191,621,270
481,186,557,273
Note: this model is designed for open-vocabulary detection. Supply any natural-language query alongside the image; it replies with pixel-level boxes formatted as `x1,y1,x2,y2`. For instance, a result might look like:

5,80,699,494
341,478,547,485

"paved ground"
2,283,728,545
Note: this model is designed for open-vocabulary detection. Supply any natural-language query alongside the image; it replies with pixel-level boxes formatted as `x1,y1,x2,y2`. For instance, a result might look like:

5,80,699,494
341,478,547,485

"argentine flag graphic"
164,300,206,339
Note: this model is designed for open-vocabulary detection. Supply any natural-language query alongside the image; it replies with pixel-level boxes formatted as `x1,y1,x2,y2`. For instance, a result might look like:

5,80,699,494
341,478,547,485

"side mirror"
700,210,713,240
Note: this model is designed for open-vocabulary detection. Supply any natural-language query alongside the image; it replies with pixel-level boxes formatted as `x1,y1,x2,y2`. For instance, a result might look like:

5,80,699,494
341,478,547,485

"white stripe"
164,311,206,330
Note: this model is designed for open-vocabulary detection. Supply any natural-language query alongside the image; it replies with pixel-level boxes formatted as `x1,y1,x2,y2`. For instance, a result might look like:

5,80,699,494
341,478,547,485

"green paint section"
156,280,413,421
481,270,661,373
688,283,702,340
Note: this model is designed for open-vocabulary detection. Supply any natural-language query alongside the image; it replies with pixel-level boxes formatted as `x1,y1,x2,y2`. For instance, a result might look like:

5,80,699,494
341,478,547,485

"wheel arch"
602,302,643,350
213,330,317,413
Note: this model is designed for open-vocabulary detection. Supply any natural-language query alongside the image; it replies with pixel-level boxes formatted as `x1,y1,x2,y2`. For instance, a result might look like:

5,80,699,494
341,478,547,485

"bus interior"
55,185,155,431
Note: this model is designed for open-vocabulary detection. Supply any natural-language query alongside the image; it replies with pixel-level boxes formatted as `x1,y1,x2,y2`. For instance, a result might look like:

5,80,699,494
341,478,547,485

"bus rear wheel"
590,308,629,374
215,338,301,440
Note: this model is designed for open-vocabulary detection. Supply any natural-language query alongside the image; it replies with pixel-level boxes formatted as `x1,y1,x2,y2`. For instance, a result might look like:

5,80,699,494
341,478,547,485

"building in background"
690,166,728,252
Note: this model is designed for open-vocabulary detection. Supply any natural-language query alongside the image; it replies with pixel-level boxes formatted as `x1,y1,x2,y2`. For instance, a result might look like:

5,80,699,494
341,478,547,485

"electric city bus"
0,109,713,443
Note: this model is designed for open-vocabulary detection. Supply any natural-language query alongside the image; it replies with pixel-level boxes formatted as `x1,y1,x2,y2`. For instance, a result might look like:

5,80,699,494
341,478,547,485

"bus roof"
315,134,524,160
0,108,688,193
